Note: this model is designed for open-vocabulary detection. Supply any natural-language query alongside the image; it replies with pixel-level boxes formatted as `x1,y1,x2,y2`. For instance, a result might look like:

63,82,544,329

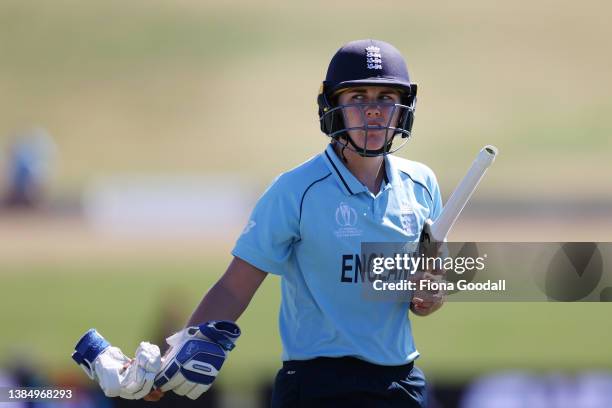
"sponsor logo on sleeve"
242,220,256,235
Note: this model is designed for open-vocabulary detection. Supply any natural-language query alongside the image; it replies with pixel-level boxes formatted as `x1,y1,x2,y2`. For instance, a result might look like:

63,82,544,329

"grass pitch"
1,258,610,392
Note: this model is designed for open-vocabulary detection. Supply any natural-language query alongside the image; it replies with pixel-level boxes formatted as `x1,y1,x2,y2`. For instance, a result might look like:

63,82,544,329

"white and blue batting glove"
154,320,241,400
72,329,161,399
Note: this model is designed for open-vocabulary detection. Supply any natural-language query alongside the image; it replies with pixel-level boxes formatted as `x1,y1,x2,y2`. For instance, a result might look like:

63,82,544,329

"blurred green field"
1,0,611,198
1,259,611,392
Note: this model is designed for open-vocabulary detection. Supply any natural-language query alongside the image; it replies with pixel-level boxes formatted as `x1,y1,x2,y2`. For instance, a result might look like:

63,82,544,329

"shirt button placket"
372,198,379,219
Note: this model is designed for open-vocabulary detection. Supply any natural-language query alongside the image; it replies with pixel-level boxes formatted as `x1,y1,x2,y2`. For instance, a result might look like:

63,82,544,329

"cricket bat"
420,145,498,243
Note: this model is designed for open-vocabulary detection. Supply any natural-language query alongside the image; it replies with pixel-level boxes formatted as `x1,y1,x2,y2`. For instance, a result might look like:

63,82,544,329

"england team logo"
365,46,382,70
399,204,418,235
334,202,362,238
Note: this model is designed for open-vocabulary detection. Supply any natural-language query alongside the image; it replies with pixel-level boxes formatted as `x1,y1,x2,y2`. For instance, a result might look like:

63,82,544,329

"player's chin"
355,133,388,152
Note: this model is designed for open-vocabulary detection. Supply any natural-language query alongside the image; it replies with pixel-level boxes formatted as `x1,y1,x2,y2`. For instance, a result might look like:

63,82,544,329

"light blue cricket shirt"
232,143,442,366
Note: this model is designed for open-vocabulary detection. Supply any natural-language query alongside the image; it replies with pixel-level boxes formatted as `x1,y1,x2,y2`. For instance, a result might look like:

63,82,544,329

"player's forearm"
187,281,246,324
187,257,267,326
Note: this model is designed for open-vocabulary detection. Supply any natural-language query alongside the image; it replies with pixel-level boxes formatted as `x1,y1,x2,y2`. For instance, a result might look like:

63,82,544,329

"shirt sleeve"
231,175,300,276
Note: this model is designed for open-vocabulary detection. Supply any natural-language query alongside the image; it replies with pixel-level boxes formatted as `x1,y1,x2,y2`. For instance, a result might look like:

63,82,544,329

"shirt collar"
383,153,400,190
323,144,397,196
323,144,368,195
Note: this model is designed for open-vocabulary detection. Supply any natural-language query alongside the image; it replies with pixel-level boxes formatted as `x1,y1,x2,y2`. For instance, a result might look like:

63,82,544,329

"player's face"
336,86,403,152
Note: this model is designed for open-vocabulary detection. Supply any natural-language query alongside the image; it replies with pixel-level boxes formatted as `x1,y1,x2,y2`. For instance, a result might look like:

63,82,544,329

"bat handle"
419,219,434,243
419,219,449,263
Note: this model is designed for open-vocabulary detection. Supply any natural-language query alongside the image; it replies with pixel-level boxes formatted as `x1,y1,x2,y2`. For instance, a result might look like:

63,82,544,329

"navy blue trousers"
271,357,427,408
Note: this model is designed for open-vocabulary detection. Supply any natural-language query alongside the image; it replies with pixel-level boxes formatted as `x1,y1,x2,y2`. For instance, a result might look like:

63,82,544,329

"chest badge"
334,202,362,238
400,203,418,235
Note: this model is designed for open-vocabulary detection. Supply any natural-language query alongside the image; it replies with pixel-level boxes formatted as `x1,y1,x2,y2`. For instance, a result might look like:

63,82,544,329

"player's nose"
365,105,382,117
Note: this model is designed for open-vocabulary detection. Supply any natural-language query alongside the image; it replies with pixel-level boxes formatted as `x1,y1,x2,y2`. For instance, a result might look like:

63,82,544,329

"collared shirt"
232,143,443,365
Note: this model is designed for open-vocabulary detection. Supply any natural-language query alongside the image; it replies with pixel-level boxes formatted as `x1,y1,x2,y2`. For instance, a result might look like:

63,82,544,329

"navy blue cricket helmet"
317,39,418,157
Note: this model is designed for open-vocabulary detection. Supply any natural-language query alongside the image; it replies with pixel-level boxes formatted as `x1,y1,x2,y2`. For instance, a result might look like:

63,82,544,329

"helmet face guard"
319,100,415,157
318,83,417,157
317,39,418,157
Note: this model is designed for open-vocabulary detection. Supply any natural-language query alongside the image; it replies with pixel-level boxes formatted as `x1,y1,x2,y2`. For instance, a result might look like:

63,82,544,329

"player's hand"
153,320,240,400
72,329,162,399
410,270,446,316
143,388,165,401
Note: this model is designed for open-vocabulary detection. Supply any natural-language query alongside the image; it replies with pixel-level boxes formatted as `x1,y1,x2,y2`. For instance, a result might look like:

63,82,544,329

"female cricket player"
147,39,444,407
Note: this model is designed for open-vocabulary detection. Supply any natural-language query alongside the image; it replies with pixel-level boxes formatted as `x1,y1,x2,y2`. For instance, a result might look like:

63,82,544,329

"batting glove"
154,320,241,400
72,329,161,399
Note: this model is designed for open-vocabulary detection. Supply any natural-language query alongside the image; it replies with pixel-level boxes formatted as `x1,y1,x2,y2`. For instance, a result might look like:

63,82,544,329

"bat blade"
421,145,498,243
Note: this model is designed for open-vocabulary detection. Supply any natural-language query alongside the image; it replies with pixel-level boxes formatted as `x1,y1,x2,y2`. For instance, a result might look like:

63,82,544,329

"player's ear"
318,82,347,139
404,83,417,107
318,82,333,134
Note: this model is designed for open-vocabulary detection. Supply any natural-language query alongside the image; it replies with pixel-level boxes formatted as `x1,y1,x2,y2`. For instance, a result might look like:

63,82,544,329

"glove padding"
72,329,161,399
154,320,240,400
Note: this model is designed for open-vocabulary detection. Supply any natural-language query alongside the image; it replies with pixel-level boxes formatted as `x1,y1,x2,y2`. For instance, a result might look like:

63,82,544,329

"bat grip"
419,219,434,243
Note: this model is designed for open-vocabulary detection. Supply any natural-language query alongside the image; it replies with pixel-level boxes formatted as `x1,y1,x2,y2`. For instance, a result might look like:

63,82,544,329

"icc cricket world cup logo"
335,202,358,227
334,202,361,237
